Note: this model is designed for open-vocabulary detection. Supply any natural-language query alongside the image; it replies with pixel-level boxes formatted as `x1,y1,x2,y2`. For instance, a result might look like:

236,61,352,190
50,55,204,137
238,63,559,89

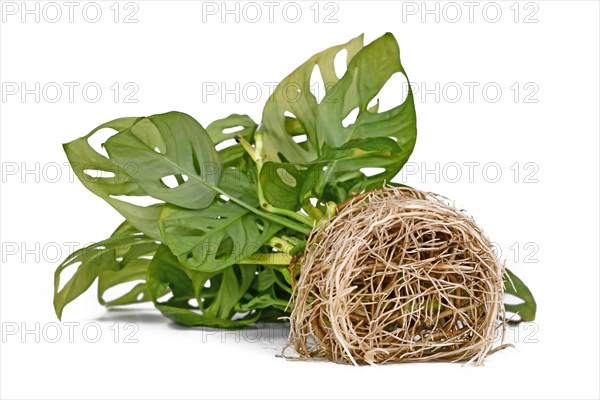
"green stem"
235,134,257,160
263,203,313,227
325,201,337,219
237,131,313,229
163,156,310,234
267,236,295,254
281,234,301,246
238,252,290,265
304,203,324,223
289,240,306,256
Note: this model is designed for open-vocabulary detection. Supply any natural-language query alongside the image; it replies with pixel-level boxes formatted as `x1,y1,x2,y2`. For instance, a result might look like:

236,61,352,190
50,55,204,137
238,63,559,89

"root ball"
289,187,505,365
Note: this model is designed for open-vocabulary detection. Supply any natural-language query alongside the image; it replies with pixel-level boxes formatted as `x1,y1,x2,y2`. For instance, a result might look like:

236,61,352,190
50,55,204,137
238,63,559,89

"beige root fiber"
289,187,505,366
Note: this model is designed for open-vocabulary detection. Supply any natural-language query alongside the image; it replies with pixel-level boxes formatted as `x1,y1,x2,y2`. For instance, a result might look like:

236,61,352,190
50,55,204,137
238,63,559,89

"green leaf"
206,114,258,167
504,268,537,322
260,137,401,210
255,268,276,292
238,293,289,312
260,32,416,203
158,200,283,272
203,264,257,319
104,111,221,209
259,162,323,210
317,33,416,188
158,164,283,271
54,221,159,319
97,259,153,307
261,35,365,162
147,245,262,328
105,112,311,234
64,118,164,239
317,34,416,149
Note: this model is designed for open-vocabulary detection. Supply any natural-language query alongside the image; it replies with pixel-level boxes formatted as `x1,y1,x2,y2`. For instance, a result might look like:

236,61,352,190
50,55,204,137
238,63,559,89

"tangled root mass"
289,187,505,366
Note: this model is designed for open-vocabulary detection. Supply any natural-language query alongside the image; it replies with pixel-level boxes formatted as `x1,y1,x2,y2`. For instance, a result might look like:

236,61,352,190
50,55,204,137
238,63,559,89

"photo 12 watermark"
408,81,540,104
2,241,100,264
400,1,540,24
1,1,140,23
198,80,540,105
199,1,340,23
1,161,141,184
1,321,140,343
492,241,540,264
1,82,140,104
200,324,290,343
398,161,540,184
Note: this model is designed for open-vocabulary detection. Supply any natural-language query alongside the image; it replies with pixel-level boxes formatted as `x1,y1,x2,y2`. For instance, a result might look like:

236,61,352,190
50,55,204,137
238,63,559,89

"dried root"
289,187,505,366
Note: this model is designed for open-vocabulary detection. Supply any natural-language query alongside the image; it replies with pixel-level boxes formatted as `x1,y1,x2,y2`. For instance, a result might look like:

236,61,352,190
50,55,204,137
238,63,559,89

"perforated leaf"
104,111,221,209
158,170,283,271
53,222,159,319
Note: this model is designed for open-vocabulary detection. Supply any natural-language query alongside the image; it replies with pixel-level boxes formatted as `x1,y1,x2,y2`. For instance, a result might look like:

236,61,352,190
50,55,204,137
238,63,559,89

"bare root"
289,187,505,366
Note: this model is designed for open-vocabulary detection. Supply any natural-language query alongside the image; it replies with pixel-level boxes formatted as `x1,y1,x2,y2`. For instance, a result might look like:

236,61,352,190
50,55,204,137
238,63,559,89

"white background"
1,1,599,399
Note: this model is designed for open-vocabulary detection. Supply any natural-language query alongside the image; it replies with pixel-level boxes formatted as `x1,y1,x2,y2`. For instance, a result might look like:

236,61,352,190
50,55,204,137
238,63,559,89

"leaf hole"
101,280,145,303
334,49,348,79
292,134,307,144
222,126,244,135
188,298,199,308
109,195,165,207
368,72,409,113
232,311,253,321
56,261,81,292
342,107,359,128
360,167,385,177
87,128,117,158
310,64,326,103
83,169,116,179
160,174,188,189
156,291,173,303
215,138,237,151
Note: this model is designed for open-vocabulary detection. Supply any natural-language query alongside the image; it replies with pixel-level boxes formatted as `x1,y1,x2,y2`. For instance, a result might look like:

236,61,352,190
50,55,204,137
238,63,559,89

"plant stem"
304,203,324,222
238,252,290,265
267,236,295,254
237,131,313,228
281,234,301,246
162,157,310,234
